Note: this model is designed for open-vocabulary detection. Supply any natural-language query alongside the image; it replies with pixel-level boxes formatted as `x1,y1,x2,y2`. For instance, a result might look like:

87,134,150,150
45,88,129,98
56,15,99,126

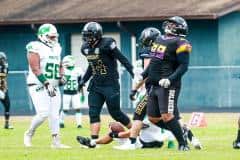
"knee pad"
89,106,101,124
109,110,130,126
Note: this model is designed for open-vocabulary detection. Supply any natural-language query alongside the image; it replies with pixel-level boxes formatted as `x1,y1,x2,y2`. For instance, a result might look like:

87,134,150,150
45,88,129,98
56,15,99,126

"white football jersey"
63,67,83,91
26,41,62,86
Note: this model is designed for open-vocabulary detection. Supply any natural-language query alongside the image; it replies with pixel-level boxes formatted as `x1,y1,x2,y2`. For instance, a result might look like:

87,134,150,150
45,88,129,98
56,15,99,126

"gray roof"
0,0,240,24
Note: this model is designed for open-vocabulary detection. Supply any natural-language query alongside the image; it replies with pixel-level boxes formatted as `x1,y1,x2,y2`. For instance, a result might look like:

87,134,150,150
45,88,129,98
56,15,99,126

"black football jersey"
81,37,133,85
0,62,8,91
147,35,191,86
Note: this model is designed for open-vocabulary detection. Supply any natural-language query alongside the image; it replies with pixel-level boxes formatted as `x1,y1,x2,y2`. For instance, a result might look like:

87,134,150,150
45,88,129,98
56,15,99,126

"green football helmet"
62,55,76,68
38,23,59,47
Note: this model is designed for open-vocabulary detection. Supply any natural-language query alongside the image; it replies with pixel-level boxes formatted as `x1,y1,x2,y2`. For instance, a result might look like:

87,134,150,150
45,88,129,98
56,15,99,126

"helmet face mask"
162,16,188,37
38,23,59,47
82,22,103,45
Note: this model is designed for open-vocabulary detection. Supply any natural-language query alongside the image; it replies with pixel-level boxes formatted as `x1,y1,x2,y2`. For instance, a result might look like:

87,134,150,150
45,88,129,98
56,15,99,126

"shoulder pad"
81,42,89,55
102,37,117,50
26,41,42,53
176,38,192,54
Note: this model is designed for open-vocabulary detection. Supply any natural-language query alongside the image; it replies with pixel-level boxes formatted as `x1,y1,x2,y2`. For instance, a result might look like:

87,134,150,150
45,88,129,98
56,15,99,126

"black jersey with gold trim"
81,37,133,85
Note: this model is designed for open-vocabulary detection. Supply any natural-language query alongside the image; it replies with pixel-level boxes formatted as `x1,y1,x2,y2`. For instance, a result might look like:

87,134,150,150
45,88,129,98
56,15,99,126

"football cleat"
76,136,96,148
4,124,14,129
24,131,33,147
191,137,203,150
233,140,240,149
178,144,190,151
113,140,142,150
59,123,65,128
51,135,71,149
167,140,175,149
51,143,71,149
77,125,82,128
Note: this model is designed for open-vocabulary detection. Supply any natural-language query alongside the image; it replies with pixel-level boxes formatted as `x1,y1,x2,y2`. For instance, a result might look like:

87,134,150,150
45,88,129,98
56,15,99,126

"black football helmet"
139,27,161,48
0,52,7,67
82,22,103,45
162,16,188,37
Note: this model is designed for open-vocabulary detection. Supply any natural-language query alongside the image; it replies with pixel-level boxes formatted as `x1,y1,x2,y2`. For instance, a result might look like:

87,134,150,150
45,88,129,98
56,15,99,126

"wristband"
37,74,47,84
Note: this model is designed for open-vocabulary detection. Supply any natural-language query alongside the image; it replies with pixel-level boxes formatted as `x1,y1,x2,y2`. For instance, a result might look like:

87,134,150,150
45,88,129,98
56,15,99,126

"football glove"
59,76,67,86
159,79,171,88
44,82,56,97
80,95,85,103
129,90,138,101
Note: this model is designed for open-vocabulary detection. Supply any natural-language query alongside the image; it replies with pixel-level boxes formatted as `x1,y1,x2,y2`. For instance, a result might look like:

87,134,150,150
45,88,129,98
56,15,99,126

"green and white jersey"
63,67,83,92
26,41,62,86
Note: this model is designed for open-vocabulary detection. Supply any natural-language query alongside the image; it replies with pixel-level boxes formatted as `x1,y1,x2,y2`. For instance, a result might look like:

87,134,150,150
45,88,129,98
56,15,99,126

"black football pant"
1,91,11,121
88,84,130,126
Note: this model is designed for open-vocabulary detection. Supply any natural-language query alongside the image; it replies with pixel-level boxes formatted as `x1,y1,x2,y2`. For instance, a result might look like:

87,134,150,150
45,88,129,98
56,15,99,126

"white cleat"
113,140,142,150
51,143,71,149
24,131,32,147
191,137,203,150
51,135,71,149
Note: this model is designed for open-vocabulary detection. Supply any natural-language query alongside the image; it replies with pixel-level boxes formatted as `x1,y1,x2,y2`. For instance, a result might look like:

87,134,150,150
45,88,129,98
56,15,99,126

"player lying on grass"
76,120,175,149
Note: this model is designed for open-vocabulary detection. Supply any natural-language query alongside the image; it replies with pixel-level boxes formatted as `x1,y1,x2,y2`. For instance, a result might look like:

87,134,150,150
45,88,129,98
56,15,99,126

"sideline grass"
0,113,239,160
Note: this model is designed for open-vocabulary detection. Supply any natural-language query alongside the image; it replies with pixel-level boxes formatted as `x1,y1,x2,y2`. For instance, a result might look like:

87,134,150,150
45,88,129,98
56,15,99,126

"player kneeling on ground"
59,55,84,129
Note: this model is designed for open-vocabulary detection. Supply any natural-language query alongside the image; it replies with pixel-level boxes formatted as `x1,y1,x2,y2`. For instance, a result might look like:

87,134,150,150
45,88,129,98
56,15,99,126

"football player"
146,16,191,151
233,117,240,149
117,27,202,150
24,23,70,148
59,55,84,128
79,22,134,140
76,119,175,149
0,52,13,129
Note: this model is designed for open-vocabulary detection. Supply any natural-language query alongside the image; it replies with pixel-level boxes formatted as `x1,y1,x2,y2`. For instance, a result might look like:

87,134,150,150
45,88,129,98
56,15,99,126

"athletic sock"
91,135,99,140
188,130,194,142
59,111,65,124
129,137,136,144
166,118,186,146
236,129,240,142
75,112,82,126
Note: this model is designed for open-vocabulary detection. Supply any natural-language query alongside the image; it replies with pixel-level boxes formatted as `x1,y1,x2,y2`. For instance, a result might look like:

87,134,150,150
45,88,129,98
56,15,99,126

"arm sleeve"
81,66,92,83
168,52,189,82
141,66,149,79
112,48,134,78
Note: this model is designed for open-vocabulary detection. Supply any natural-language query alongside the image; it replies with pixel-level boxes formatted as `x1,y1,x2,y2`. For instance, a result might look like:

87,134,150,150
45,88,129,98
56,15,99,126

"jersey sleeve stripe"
176,44,192,54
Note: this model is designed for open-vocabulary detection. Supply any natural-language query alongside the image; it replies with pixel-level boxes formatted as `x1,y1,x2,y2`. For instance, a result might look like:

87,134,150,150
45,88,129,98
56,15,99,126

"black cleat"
60,123,65,128
77,125,82,128
178,144,190,151
76,136,96,148
233,140,240,149
4,124,13,129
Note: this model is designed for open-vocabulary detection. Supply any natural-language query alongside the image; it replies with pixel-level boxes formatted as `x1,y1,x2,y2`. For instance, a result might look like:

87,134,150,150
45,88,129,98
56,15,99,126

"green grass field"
0,113,239,160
